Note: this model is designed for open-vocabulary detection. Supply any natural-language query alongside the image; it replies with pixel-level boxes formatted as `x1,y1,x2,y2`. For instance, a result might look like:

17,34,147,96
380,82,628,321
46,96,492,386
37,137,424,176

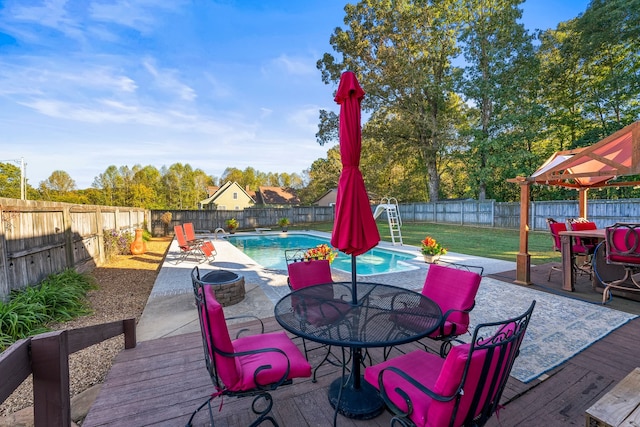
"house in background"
313,188,379,206
254,186,300,207
199,181,255,210
313,189,337,207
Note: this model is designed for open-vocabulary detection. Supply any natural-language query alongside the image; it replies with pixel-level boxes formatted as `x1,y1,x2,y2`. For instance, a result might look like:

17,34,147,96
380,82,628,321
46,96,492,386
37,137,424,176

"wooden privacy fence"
152,198,640,236
150,206,336,236
0,198,149,300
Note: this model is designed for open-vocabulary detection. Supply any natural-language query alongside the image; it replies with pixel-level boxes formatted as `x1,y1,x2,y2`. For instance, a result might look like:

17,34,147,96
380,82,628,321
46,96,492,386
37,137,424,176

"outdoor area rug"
461,277,637,383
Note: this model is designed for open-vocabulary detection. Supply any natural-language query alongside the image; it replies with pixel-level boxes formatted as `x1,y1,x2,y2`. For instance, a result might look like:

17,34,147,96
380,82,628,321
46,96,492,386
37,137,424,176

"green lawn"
291,221,557,265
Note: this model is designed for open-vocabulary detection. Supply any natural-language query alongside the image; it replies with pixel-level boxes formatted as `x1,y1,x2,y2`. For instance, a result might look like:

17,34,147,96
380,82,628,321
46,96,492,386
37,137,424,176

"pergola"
508,121,640,285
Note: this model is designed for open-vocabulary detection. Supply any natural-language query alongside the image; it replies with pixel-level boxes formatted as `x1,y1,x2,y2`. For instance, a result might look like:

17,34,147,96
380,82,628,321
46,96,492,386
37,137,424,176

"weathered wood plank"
586,368,640,427
0,338,32,404
66,318,136,353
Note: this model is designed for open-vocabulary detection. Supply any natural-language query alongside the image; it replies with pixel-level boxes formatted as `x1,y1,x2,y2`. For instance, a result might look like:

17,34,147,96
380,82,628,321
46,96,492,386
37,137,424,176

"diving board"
373,197,403,245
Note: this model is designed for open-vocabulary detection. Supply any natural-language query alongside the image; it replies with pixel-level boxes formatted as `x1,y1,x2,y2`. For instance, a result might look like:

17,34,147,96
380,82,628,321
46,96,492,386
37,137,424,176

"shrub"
0,269,96,351
141,220,152,241
103,229,133,259
160,212,172,236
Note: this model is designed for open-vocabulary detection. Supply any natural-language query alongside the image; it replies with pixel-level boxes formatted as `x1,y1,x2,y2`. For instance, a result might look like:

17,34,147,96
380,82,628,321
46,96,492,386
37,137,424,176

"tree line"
2,0,638,208
0,163,305,209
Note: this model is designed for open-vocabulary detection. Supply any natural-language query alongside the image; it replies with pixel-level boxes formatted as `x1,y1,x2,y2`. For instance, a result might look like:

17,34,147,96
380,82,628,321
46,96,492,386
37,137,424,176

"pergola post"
579,188,588,218
515,179,532,285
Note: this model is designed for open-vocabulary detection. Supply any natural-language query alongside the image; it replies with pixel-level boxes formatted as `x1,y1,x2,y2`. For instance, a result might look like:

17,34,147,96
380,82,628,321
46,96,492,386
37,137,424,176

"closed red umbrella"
331,71,380,292
328,72,383,419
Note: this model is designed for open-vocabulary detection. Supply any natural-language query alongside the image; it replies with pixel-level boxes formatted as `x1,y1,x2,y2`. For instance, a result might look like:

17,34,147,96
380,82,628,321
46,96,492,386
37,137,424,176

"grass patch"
0,269,96,351
291,221,557,265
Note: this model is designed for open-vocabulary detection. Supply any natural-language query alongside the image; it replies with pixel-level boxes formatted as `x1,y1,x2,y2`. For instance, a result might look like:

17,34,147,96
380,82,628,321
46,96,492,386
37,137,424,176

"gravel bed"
0,237,171,417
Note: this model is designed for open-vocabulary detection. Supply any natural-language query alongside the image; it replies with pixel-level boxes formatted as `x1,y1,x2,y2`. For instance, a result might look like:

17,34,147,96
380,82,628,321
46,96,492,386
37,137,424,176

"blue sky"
0,0,590,190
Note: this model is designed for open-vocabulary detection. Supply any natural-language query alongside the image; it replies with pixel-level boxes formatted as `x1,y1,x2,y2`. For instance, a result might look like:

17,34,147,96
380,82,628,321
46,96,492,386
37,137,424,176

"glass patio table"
274,281,442,422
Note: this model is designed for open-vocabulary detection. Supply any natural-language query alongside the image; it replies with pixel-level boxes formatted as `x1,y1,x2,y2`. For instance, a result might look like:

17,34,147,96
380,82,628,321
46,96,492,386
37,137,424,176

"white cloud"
4,0,84,41
142,58,196,101
271,54,317,76
89,0,187,33
287,106,322,134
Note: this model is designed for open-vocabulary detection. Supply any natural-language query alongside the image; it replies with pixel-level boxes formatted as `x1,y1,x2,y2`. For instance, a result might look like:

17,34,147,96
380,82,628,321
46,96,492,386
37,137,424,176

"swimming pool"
226,233,418,275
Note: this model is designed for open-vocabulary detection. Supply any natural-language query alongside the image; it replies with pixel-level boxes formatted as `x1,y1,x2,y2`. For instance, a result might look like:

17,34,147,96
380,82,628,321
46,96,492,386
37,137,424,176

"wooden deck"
83,264,640,426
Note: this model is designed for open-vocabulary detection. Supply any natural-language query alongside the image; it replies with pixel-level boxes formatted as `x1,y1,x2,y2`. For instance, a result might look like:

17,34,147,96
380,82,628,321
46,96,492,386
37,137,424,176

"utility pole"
1,157,26,200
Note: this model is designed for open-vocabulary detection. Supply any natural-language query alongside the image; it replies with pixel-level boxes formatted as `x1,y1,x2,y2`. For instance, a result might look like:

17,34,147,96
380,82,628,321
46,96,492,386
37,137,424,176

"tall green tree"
298,146,343,204
575,0,640,131
457,0,539,201
0,162,24,199
92,165,120,206
38,170,87,203
317,0,461,201
39,170,76,194
538,19,593,153
131,165,162,209
220,167,245,187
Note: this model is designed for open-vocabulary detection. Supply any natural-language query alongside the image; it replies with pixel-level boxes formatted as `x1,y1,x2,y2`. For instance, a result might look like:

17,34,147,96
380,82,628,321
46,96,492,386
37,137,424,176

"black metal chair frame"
187,266,292,427
597,223,640,304
376,301,536,427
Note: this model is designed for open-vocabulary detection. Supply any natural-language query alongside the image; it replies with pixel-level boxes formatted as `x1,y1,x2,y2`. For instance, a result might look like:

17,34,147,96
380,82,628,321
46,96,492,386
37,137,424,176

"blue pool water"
226,233,417,275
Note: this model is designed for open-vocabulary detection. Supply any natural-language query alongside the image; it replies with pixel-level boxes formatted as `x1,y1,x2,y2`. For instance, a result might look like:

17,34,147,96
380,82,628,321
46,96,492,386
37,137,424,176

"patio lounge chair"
365,301,535,427
173,225,205,264
187,266,311,426
184,222,217,261
183,222,204,245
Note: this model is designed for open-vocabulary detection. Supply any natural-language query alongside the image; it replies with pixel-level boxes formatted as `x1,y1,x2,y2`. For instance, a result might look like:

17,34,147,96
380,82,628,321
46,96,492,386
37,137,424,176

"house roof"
515,121,640,189
206,186,219,197
314,188,337,203
256,186,300,205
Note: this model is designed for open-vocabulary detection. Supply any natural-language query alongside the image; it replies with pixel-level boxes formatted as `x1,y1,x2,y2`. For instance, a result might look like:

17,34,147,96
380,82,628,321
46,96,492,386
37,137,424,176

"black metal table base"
328,375,384,420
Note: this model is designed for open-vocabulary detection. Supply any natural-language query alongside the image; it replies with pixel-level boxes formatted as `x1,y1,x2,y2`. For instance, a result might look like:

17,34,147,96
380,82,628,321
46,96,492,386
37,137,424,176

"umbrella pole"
351,254,357,305
350,253,360,390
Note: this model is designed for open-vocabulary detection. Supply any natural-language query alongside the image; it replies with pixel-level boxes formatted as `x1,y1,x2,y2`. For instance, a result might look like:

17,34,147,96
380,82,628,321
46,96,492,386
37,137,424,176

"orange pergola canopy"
527,121,640,189
509,120,640,286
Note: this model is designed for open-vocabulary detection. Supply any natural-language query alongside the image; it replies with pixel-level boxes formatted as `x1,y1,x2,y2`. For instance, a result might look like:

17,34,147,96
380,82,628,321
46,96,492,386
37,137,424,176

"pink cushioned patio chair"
388,264,482,359
567,218,598,252
187,266,312,426
597,223,640,304
365,300,535,427
546,218,592,282
285,248,350,382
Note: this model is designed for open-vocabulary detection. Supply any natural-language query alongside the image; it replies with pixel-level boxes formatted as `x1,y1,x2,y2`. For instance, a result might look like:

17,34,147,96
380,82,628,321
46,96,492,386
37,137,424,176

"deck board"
83,264,640,426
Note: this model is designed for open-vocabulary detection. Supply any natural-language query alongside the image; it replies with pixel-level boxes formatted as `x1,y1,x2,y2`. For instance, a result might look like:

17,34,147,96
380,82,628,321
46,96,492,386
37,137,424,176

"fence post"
124,318,136,349
31,330,71,427
62,205,74,269
0,204,9,299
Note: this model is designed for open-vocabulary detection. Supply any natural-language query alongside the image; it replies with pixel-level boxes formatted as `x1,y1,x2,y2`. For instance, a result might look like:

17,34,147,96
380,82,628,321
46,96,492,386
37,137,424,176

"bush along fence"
0,198,149,300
